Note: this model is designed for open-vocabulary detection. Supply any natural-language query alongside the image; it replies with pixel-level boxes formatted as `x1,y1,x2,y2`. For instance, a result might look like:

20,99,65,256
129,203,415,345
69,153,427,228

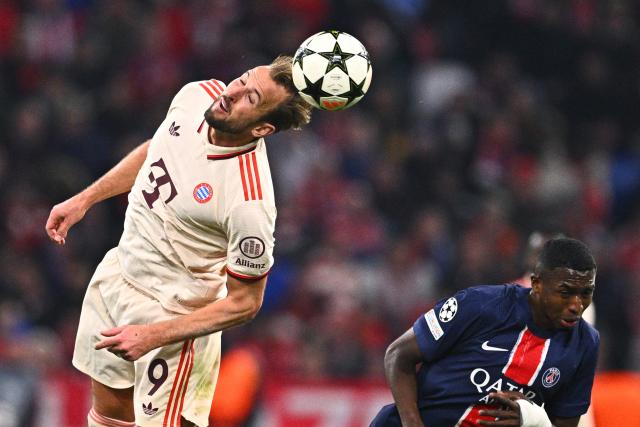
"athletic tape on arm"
517,399,553,427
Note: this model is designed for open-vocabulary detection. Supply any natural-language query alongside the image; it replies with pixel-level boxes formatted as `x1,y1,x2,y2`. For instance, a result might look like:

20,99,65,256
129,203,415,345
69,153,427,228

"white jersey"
117,79,276,314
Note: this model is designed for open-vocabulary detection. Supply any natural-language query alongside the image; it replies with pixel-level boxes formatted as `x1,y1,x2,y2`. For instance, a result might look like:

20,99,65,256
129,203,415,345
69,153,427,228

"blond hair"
262,55,313,132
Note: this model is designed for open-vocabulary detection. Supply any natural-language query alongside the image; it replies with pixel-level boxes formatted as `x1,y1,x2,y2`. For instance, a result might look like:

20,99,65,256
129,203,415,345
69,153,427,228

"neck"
527,292,553,331
208,126,256,147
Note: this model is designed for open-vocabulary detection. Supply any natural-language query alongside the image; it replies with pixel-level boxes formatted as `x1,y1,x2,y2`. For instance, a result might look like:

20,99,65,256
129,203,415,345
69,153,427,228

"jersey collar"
200,121,262,160
206,142,259,160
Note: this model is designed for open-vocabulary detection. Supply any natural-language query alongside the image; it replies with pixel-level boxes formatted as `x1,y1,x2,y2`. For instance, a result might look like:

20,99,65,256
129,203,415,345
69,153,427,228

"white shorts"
73,248,221,427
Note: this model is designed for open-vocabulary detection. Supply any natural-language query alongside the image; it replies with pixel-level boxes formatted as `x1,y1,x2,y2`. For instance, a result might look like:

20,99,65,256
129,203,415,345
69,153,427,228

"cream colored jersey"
117,79,276,314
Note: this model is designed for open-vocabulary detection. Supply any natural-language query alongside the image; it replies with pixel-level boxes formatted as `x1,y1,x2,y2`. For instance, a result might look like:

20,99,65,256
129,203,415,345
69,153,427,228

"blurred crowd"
1,0,640,405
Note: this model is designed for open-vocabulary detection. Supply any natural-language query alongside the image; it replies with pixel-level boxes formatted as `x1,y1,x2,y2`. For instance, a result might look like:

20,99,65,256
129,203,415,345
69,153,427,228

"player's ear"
530,273,541,293
251,122,276,138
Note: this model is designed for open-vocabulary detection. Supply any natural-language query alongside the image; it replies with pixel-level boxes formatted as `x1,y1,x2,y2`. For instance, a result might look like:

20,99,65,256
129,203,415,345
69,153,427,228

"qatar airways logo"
470,368,538,403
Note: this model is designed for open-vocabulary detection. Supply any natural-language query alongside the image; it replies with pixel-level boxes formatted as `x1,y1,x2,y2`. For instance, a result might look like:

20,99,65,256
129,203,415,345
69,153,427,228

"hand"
95,325,156,361
478,391,526,426
45,194,90,245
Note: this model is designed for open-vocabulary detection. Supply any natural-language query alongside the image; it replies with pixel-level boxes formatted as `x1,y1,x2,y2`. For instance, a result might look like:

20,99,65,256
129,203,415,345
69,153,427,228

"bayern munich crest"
193,183,213,203
439,297,458,322
541,367,561,388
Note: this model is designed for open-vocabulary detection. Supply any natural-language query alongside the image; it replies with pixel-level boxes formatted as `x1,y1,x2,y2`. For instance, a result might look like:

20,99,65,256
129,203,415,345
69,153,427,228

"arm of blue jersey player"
384,328,426,427
45,140,150,245
95,274,266,361
478,392,580,427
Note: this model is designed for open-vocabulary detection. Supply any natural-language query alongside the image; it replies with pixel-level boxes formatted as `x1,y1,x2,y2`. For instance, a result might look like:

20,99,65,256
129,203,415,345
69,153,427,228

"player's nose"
566,295,583,315
225,83,244,101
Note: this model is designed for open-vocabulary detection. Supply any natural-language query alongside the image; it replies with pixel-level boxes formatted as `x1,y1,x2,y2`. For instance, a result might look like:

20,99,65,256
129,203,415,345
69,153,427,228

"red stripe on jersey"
207,145,257,160
455,404,499,426
251,152,262,200
210,79,224,93
238,156,249,201
244,154,256,200
226,266,270,281
502,327,550,386
175,342,195,424
163,341,191,426
197,119,205,134
198,82,216,99
204,80,221,97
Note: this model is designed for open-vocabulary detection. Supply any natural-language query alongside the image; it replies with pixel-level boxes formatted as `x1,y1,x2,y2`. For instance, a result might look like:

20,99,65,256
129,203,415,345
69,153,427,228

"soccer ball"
292,30,372,111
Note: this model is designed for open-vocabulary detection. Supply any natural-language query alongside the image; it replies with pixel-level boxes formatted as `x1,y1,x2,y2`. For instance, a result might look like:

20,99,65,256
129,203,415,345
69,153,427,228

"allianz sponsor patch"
235,257,266,269
425,308,444,340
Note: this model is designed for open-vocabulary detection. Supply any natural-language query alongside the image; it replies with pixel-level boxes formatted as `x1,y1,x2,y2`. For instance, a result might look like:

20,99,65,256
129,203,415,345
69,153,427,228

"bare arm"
45,140,150,244
385,328,425,427
95,274,267,360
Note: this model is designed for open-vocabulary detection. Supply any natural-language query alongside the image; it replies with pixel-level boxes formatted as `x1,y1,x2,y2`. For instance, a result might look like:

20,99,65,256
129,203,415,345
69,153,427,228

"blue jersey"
371,284,599,427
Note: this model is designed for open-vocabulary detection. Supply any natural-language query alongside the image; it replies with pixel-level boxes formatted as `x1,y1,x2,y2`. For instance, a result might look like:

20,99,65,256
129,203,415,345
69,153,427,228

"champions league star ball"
292,31,372,111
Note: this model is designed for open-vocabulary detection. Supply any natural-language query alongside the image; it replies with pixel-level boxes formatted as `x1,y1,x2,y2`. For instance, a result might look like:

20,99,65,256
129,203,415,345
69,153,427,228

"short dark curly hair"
535,237,596,273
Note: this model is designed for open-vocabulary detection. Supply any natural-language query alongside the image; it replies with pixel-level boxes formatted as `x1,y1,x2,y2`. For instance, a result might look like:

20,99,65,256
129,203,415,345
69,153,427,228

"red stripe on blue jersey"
455,404,500,426
502,327,550,386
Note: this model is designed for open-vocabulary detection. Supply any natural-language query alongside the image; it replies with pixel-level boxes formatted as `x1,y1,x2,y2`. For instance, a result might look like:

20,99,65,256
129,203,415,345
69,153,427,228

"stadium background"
1,0,639,425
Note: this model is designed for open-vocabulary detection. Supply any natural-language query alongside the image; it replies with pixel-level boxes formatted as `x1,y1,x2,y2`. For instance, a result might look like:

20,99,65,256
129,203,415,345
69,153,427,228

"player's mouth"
559,317,579,328
218,96,230,114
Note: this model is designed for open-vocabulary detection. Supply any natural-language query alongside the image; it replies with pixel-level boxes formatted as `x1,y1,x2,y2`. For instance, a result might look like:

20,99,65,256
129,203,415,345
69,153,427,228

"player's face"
530,267,595,330
204,65,290,137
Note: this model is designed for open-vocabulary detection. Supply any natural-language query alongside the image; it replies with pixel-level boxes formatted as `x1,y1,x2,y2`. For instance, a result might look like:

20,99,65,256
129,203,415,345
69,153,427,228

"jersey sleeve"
167,79,226,115
413,287,497,362
545,328,600,418
225,203,276,281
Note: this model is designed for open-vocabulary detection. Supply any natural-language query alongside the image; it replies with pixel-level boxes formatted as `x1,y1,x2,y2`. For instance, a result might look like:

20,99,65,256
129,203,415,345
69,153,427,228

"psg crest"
193,183,213,203
541,367,561,388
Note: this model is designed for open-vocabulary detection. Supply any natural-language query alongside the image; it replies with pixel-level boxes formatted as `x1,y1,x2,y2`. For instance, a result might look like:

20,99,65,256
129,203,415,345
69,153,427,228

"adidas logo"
169,121,181,136
142,402,158,416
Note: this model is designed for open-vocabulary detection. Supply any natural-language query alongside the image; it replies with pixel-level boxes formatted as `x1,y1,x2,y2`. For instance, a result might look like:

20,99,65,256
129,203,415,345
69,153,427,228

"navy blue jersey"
371,284,599,427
